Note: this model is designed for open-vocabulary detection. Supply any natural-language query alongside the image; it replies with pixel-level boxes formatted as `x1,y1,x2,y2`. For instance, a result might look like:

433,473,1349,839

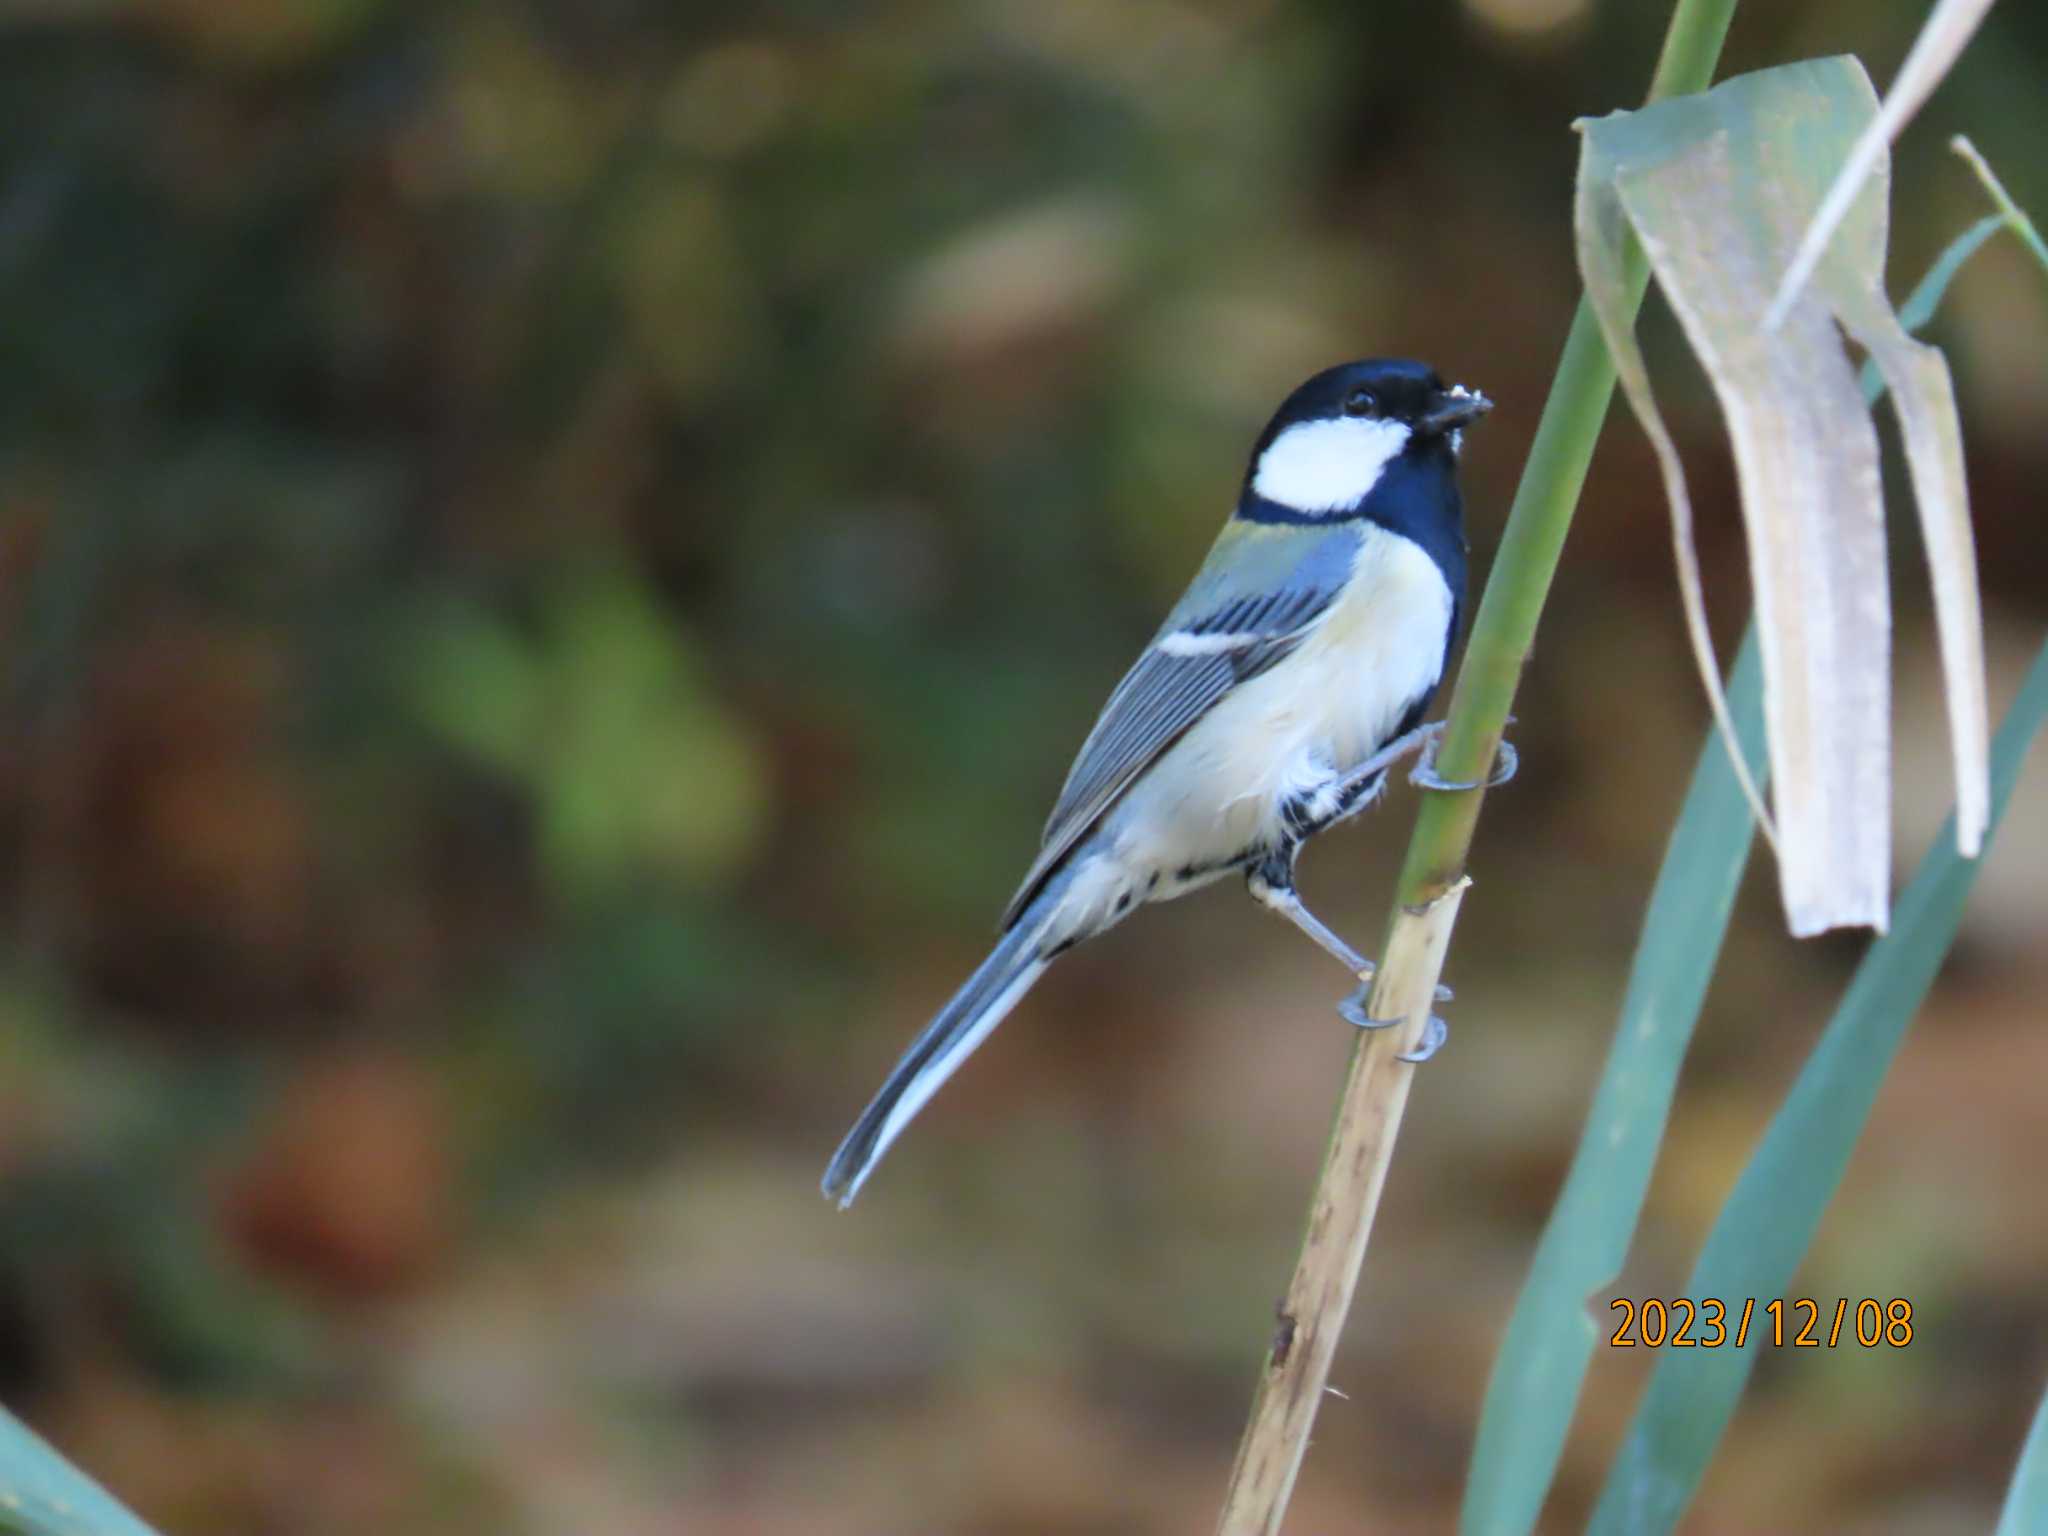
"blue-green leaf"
1588,636,2048,1535
1463,200,2003,1536
1460,635,1764,1536
0,1408,160,1536
1996,1378,2048,1536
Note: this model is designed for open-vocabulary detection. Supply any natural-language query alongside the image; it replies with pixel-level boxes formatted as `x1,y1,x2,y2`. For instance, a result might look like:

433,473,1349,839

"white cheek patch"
1250,416,1411,513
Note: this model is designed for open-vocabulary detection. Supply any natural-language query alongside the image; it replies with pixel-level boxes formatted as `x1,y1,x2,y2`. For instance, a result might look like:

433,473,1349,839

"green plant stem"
1397,302,1629,895
1954,134,2048,272
1210,2,1737,1533
1398,0,1736,900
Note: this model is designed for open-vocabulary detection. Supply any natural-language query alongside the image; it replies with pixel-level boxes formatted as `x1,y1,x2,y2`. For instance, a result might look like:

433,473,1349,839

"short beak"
1418,386,1492,436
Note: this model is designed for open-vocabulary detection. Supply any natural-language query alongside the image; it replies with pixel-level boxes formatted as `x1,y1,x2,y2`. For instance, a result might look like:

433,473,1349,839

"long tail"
822,888,1062,1208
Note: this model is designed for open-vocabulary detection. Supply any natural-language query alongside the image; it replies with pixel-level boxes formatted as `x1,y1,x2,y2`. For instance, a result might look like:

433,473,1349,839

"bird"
823,358,1492,1207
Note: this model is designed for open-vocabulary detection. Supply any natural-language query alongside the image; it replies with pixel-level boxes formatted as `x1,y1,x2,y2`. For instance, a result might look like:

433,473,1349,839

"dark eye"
1342,387,1378,417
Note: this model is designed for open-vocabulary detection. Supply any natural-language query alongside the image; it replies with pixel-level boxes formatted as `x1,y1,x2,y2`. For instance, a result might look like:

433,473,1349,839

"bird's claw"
1338,975,1451,1023
1410,733,1518,793
1398,1014,1449,1064
1338,986,1449,1063
1337,984,1387,1030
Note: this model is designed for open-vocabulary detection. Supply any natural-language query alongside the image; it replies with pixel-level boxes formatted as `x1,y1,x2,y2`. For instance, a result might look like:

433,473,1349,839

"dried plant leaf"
1576,56,1988,934
1621,131,1891,933
1574,106,1778,859
1765,0,2000,327
1841,306,1986,855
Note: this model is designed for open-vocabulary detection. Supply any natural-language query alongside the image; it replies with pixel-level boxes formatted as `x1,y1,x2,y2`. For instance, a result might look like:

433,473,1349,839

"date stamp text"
1608,1297,1914,1348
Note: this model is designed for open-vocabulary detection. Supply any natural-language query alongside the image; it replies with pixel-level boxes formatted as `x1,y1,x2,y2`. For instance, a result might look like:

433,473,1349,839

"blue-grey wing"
1000,520,1362,928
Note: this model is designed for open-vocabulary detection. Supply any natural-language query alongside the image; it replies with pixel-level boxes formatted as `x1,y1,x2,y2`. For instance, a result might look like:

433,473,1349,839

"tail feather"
822,912,1052,1208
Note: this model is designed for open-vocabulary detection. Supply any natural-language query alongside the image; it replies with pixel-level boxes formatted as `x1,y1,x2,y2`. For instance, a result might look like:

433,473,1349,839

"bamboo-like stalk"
1211,3,1739,1531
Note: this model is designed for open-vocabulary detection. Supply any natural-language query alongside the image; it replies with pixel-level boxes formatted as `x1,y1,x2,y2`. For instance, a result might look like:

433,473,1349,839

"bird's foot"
1337,976,1451,1022
1337,986,1450,1063
1409,729,1519,793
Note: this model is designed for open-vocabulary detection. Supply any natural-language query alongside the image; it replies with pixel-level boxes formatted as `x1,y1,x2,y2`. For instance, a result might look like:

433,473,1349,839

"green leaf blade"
1465,192,2005,1536
1460,634,1765,1536
0,1409,161,1536
1996,1379,2048,1536
1587,636,2048,1536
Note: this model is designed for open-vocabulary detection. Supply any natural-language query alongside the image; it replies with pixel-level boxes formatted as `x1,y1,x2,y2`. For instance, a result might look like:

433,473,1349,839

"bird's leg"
1319,720,1445,810
1247,848,1455,1006
1246,850,1374,981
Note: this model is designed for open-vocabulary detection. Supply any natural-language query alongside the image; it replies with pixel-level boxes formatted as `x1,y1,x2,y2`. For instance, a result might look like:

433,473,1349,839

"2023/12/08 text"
1608,1297,1915,1348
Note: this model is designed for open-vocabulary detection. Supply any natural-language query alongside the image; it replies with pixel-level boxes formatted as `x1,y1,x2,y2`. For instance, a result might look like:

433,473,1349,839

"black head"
1243,358,1491,518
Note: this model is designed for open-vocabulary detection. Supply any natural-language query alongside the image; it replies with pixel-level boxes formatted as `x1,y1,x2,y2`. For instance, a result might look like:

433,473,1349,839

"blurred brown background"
4,1,2047,1532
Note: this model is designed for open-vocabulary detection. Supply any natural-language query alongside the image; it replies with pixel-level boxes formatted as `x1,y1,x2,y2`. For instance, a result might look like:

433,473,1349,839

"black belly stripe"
1272,765,1389,848
1280,796,1318,839
1335,770,1386,813
1174,843,1267,885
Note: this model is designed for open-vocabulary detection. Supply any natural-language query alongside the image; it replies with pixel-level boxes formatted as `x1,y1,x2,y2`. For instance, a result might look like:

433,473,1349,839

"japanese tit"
825,358,1491,1206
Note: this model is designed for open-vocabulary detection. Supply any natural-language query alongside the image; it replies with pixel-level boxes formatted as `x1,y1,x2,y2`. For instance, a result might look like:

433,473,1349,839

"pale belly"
1052,525,1454,937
